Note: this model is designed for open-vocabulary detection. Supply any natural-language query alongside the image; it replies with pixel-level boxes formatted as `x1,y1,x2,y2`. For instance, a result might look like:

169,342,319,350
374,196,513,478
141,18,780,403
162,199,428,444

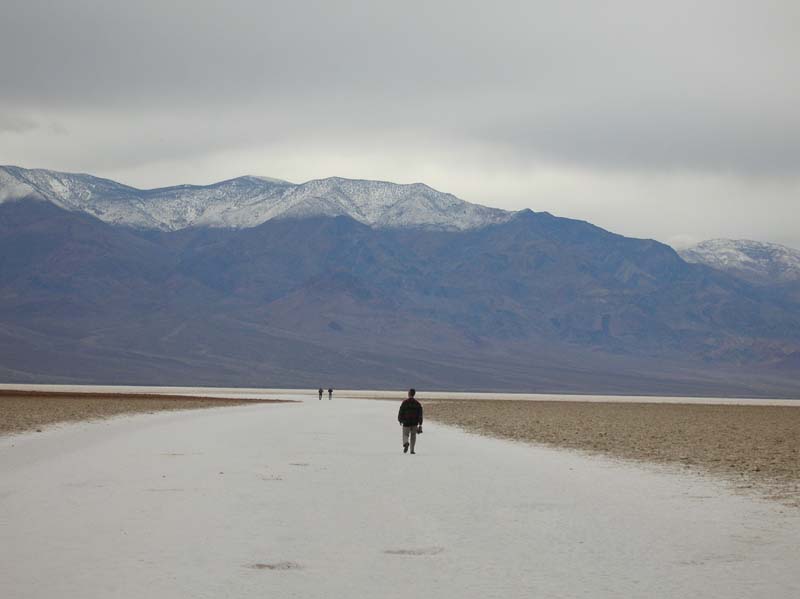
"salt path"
1,392,799,598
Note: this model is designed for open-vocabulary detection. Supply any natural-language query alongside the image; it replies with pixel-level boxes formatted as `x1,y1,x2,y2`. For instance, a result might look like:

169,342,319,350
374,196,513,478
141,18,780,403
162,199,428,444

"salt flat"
1,394,799,598
3,384,798,405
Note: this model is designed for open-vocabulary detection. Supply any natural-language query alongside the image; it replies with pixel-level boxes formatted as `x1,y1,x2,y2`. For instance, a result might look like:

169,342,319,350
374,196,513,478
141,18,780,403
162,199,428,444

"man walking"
397,388,423,454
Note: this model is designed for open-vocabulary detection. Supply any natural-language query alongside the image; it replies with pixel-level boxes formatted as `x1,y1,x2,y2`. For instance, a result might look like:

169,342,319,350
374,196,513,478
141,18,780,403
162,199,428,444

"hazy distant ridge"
679,239,800,285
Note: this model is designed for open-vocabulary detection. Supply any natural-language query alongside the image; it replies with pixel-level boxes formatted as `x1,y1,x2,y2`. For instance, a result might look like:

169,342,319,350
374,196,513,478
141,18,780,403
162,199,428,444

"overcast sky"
1,0,798,248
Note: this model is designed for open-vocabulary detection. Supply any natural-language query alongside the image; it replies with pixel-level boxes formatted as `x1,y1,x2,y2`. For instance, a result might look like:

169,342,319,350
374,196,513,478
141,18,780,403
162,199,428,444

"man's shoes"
410,450,416,454
403,443,409,453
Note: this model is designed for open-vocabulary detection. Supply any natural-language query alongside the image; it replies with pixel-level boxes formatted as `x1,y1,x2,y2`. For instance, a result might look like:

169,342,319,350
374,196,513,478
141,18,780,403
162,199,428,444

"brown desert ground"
421,399,800,506
0,389,287,436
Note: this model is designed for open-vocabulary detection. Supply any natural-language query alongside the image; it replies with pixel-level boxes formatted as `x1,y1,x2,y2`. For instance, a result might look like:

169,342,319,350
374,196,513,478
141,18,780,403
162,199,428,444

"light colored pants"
402,425,418,451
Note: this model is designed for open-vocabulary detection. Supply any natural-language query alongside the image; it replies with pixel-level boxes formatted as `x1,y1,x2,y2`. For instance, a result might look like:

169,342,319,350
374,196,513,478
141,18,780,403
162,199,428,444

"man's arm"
419,403,423,425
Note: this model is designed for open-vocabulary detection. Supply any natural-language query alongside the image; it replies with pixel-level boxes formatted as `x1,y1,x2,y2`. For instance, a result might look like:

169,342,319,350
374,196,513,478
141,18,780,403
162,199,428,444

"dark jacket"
398,398,423,426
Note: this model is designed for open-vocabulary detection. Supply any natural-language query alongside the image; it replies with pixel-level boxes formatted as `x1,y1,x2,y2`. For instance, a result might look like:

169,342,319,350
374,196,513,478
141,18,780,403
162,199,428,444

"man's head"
408,388,416,398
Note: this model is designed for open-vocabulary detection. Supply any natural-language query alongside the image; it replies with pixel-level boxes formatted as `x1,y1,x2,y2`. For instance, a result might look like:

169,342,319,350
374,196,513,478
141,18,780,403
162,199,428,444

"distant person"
328,388,333,400
318,388,323,401
397,388,423,454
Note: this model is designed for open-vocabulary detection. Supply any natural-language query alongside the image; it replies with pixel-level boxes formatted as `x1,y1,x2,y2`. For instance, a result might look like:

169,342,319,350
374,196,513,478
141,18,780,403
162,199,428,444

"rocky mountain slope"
0,165,512,232
2,189,800,396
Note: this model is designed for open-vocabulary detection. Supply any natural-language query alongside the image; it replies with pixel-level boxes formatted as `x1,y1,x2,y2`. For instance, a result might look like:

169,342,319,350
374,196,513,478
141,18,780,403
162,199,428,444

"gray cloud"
1,0,798,246
0,113,38,134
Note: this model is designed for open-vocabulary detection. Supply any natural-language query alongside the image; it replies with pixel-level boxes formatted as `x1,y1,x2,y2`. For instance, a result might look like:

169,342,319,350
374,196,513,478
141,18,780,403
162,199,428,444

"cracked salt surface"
1,393,799,598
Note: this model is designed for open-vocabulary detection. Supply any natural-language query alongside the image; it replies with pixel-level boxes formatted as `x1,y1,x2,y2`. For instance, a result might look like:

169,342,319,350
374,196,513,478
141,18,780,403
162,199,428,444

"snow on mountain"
679,239,800,284
0,166,513,232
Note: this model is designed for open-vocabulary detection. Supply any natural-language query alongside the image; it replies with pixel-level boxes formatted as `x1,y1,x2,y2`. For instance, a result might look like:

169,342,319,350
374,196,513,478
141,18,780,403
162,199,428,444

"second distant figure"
318,388,323,400
328,388,333,400
397,388,423,454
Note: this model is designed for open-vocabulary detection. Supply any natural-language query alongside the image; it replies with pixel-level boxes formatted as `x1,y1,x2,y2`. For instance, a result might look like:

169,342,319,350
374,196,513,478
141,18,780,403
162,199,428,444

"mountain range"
1,165,799,397
0,166,511,231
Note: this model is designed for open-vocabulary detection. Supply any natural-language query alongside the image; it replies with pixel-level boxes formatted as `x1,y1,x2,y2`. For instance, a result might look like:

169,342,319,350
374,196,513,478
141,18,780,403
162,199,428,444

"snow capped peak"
0,165,513,232
278,176,512,230
679,238,800,284
242,175,294,185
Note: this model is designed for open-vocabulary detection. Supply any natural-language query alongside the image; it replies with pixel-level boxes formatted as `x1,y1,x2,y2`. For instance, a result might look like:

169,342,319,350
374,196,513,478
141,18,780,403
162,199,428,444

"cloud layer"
2,0,798,247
